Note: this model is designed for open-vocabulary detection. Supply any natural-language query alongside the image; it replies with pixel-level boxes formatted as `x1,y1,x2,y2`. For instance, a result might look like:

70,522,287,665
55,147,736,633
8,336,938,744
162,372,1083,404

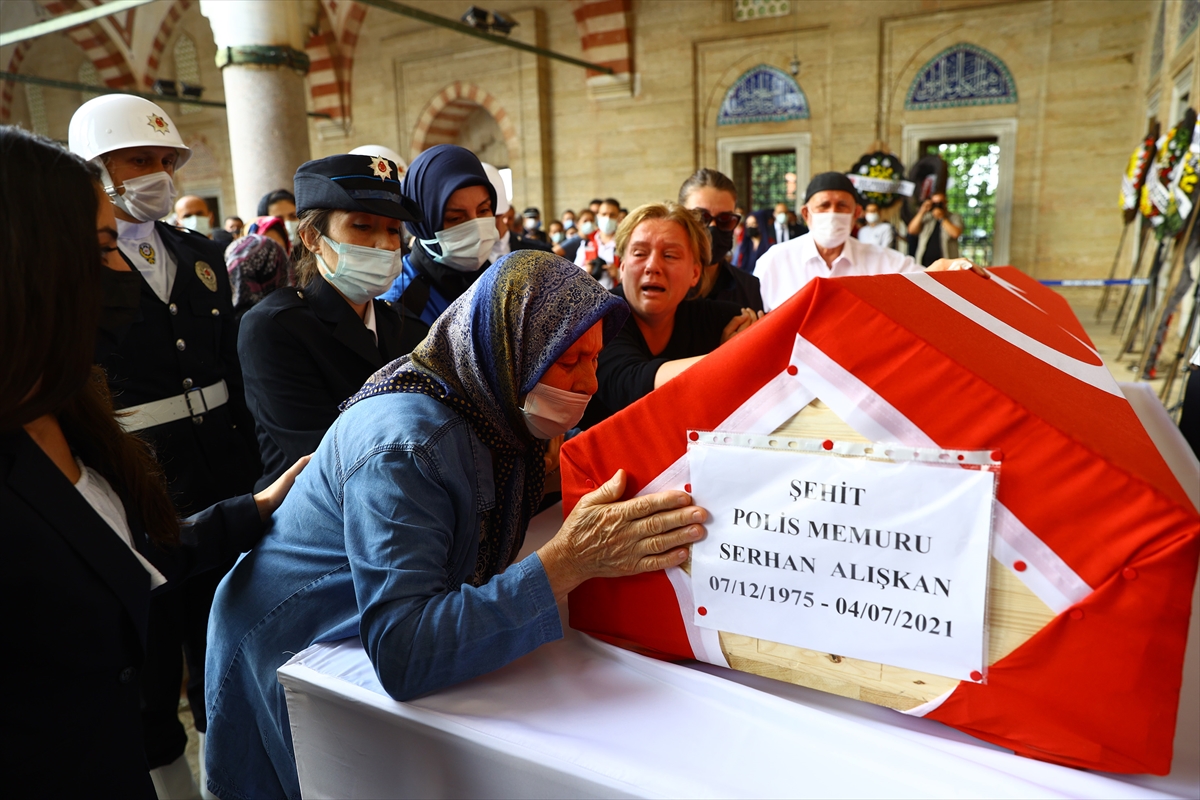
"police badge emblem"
138,243,156,264
370,158,393,180
147,114,171,135
195,261,218,292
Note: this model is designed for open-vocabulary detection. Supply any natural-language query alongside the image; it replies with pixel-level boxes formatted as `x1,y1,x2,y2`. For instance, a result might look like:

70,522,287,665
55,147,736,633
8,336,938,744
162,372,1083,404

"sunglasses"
692,208,743,231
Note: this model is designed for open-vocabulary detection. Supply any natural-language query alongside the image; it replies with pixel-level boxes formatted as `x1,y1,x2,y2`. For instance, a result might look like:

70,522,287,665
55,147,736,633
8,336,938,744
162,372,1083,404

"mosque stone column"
200,0,317,221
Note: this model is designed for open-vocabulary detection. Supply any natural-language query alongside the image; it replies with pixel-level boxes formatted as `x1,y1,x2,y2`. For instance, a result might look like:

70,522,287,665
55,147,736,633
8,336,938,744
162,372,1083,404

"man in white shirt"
757,172,986,311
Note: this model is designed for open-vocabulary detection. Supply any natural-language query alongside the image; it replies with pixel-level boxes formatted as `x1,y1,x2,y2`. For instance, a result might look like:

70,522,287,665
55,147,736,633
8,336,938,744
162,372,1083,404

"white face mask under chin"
808,212,854,249
520,382,591,439
420,217,499,272
112,171,177,222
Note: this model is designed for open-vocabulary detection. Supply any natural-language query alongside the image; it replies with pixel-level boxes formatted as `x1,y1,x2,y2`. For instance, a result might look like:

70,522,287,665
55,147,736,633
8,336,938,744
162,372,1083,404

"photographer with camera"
907,192,964,267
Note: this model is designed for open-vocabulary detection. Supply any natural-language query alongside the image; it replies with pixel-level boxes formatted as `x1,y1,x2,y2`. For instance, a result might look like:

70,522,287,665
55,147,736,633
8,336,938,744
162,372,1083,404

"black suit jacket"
239,277,414,489
508,231,552,252
100,223,261,514
1,428,261,798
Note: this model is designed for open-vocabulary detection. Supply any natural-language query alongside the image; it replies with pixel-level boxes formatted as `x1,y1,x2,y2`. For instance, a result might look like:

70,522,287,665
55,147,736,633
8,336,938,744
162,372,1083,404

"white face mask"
597,215,618,236
523,217,540,231
180,215,211,236
808,212,854,249
285,218,301,245
113,170,176,222
550,231,564,244
316,235,402,305
864,212,880,225
578,220,597,236
420,217,499,272
520,381,591,439
775,212,789,225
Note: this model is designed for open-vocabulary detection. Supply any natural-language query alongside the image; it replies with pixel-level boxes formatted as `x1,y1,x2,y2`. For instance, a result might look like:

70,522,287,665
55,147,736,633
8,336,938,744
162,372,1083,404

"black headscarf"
402,144,498,303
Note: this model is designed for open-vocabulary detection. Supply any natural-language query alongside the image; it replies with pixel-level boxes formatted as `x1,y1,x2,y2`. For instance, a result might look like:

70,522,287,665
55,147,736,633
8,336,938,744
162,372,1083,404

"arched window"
24,84,48,136
173,33,201,115
78,60,100,101
717,65,809,126
1181,0,1200,47
905,44,1017,111
1150,2,1165,78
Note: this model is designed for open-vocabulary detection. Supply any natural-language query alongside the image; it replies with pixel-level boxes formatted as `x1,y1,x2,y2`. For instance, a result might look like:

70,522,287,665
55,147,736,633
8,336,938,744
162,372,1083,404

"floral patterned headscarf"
342,250,628,585
224,234,290,313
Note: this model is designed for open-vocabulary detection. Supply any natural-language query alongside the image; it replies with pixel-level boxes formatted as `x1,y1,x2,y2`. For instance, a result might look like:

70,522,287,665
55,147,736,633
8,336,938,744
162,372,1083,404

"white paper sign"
689,438,997,681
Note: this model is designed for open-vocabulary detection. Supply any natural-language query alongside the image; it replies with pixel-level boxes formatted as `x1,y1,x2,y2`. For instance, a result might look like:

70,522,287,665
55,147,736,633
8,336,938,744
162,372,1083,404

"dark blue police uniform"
100,221,261,769
240,277,425,489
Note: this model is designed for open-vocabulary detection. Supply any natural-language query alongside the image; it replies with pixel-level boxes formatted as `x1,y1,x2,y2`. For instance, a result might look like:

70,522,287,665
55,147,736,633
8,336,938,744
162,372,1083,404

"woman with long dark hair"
0,126,305,797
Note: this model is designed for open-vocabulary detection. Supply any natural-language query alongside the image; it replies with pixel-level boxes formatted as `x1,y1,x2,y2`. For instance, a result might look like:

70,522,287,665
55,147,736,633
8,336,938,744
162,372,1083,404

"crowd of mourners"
3,94,985,800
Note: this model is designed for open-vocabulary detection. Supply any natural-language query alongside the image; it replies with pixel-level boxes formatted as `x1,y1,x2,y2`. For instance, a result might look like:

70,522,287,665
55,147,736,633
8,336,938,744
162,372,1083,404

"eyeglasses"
692,208,742,231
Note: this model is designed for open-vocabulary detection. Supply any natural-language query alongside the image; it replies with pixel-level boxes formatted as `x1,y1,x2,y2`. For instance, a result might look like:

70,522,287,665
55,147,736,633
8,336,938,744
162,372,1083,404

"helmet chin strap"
93,157,134,217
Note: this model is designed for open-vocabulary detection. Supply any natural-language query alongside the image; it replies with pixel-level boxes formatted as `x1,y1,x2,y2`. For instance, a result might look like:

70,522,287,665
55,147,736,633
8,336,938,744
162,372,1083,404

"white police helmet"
349,144,407,174
68,94,191,167
479,162,510,216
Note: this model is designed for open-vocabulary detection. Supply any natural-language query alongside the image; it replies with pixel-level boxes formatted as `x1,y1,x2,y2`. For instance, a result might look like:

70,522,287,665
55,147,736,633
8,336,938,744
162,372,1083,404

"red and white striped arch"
571,0,633,78
0,41,32,123
2,1,138,122
142,0,190,89
301,0,632,127
40,0,138,89
306,0,367,123
410,81,519,160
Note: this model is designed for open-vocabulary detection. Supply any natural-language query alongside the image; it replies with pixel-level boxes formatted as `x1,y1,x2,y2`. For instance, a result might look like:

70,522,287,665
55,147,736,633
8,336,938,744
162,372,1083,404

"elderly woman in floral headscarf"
224,233,291,320
204,251,710,799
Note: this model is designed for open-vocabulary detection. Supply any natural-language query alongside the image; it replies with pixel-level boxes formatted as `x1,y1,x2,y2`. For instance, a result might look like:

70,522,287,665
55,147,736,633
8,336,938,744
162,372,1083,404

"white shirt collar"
796,232,858,272
117,218,157,240
363,298,378,345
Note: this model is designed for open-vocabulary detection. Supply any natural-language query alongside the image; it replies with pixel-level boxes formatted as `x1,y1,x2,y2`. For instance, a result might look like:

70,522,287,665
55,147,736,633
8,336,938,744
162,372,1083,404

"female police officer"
237,154,424,488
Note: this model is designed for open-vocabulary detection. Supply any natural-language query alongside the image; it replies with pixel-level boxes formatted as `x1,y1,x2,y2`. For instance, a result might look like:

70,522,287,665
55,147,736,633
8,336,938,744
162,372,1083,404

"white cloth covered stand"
278,388,1200,799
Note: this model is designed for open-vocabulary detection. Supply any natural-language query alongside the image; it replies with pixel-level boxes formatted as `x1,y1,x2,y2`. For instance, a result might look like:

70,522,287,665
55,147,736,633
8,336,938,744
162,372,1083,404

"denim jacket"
204,391,562,800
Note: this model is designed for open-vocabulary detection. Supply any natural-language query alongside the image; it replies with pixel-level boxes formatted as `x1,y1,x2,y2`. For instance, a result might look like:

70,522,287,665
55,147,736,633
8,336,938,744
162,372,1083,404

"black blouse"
583,291,741,429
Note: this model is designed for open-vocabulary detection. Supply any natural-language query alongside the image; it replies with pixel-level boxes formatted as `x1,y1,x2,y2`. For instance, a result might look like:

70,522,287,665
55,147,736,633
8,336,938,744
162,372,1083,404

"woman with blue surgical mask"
236,153,426,490
378,145,500,325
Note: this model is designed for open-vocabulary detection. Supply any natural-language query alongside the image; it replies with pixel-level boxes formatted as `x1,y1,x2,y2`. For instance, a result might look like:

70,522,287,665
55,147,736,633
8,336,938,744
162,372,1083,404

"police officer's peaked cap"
804,171,864,206
294,154,422,222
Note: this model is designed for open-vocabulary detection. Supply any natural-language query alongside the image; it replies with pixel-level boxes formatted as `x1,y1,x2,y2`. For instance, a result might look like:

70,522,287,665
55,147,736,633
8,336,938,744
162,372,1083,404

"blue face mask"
315,235,402,304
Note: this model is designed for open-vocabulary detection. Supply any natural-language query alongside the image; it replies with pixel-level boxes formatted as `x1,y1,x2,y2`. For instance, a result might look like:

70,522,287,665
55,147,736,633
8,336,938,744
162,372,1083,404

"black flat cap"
294,154,422,222
804,171,864,205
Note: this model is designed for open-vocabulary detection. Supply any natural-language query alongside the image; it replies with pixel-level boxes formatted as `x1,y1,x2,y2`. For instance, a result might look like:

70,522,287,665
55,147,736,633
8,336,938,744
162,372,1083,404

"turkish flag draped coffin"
561,267,1200,775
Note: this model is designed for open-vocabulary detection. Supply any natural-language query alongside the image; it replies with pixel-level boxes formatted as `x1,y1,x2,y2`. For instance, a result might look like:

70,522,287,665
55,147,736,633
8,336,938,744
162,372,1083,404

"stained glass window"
174,33,202,115
1179,0,1200,46
906,44,1016,111
1151,1,1165,77
718,66,808,126
733,0,790,22
24,84,48,136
